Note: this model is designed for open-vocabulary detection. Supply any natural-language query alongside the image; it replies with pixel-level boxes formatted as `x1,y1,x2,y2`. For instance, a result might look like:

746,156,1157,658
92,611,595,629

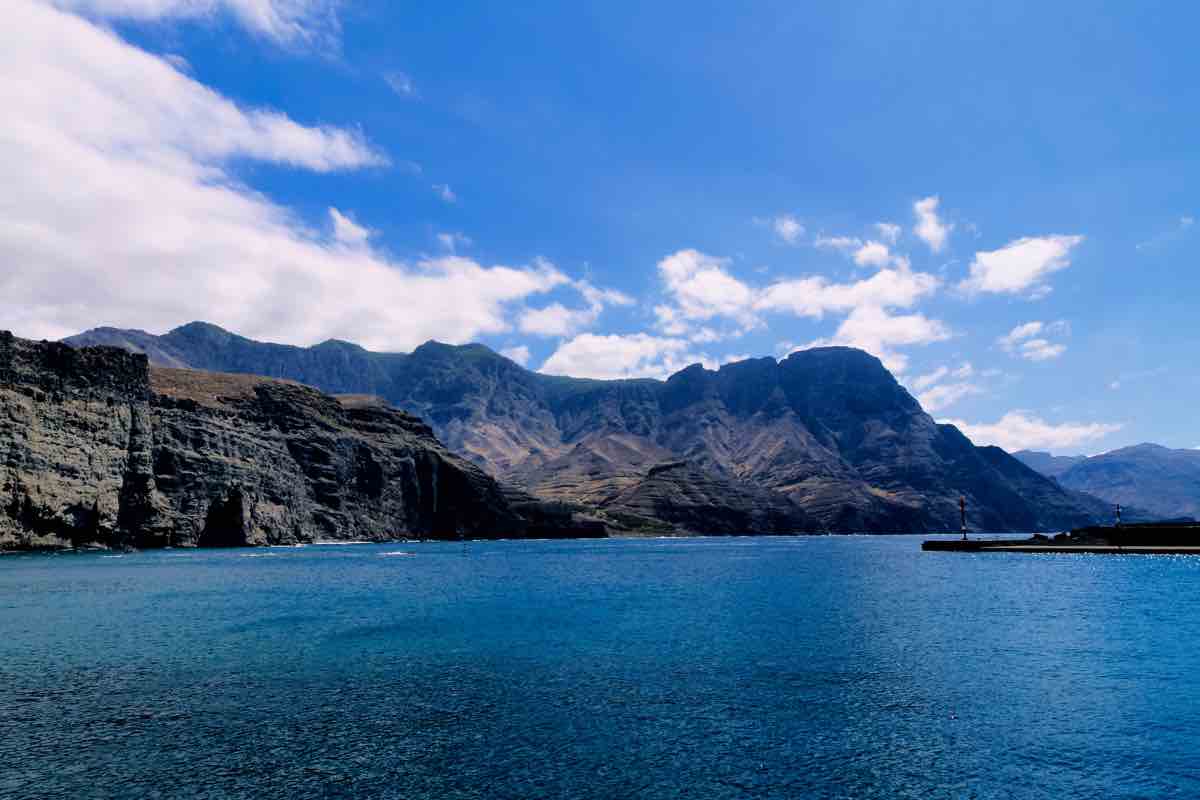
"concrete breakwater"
923,522,1200,553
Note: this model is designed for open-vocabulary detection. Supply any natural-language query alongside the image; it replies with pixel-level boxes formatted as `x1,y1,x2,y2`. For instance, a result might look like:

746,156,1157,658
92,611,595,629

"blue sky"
4,1,1198,454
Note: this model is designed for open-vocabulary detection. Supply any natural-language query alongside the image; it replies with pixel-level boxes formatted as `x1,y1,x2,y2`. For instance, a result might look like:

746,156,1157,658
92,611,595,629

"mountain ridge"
1016,444,1200,520
65,322,1113,532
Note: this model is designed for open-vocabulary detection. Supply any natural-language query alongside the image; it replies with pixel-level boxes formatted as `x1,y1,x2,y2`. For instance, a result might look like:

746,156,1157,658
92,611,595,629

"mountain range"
63,322,1114,534
1015,444,1200,521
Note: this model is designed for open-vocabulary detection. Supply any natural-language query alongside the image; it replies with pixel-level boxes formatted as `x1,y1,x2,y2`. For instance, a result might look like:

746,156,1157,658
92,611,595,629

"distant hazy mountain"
66,322,1111,533
1017,444,1200,520
1011,450,1087,479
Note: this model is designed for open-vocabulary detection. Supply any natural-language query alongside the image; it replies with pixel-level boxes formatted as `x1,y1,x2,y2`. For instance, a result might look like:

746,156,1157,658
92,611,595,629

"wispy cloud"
54,0,343,47
997,320,1070,361
329,208,371,246
912,363,980,412
771,214,804,244
942,411,1121,452
384,71,418,98
913,196,952,252
875,222,901,244
436,232,473,253
1136,215,1195,250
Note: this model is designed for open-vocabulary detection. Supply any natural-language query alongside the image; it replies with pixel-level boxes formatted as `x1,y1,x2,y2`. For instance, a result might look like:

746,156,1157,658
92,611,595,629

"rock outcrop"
1,332,590,550
66,322,1112,533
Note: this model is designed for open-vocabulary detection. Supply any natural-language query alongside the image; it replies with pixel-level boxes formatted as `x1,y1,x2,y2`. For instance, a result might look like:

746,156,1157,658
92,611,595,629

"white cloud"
500,345,531,366
0,2,570,349
54,0,341,46
1018,339,1066,361
941,411,1121,452
519,279,633,338
875,222,901,244
960,235,1083,296
853,241,891,268
652,246,944,369
10,6,384,173
1183,216,1195,228
519,303,593,337
771,214,804,244
540,333,705,380
433,183,457,203
803,306,951,373
997,320,1069,361
660,250,941,321
913,196,952,252
384,71,417,98
815,229,908,270
328,207,370,246
755,265,939,318
657,250,759,327
851,240,908,270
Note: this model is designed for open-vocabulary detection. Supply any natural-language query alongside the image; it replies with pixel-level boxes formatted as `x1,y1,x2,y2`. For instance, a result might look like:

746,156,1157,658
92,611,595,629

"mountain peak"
168,321,234,338
313,338,366,353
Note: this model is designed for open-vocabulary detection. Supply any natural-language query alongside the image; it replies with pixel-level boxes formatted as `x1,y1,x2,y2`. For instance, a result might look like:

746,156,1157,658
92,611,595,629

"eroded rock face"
0,333,535,550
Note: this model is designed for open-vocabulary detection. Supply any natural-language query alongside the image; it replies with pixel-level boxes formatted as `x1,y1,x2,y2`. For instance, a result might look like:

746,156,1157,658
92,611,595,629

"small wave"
379,551,416,557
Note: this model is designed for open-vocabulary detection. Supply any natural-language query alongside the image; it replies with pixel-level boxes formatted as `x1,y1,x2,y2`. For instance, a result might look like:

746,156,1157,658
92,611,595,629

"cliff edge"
1,332,589,550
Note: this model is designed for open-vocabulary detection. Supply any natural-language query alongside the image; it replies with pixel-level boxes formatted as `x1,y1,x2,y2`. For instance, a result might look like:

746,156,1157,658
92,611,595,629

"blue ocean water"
2,537,1199,799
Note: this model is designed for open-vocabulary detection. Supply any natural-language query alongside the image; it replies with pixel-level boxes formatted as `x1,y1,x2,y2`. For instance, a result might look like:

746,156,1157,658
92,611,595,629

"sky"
2,1,1198,455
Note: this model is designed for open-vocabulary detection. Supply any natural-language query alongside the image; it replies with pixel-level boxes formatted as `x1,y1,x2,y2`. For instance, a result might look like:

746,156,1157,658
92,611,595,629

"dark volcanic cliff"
67,322,1111,533
1,332,591,551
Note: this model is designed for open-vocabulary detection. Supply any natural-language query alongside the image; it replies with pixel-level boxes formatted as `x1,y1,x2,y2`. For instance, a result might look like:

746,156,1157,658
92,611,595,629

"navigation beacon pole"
960,496,967,541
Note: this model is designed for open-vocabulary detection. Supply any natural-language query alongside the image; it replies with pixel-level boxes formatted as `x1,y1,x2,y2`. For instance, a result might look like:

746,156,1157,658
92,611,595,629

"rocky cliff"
1,332,596,550
67,322,1110,532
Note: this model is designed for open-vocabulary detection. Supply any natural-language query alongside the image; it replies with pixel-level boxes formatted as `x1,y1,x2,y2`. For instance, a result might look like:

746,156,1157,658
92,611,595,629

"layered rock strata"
1,332,588,550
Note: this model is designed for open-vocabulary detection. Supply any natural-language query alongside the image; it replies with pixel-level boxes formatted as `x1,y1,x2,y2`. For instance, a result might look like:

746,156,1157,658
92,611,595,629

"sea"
2,536,1199,799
